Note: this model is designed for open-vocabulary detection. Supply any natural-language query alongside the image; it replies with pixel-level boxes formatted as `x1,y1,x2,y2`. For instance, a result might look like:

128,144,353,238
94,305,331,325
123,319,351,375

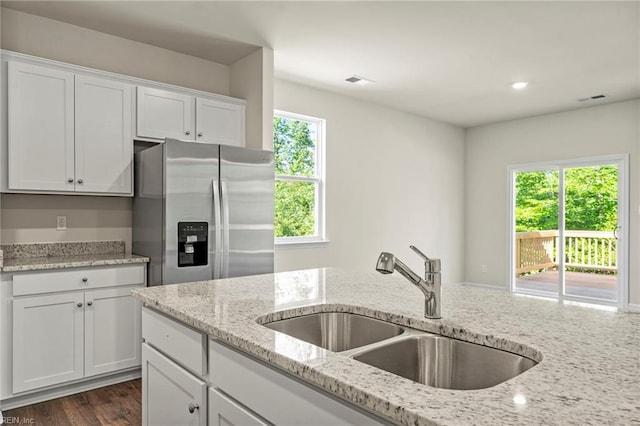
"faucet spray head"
376,252,395,274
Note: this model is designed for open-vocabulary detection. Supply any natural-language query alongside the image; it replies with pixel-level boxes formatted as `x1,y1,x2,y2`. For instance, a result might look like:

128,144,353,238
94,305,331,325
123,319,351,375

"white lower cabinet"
208,388,268,426
142,344,206,426
12,292,84,393
9,265,145,395
85,287,142,377
141,307,386,426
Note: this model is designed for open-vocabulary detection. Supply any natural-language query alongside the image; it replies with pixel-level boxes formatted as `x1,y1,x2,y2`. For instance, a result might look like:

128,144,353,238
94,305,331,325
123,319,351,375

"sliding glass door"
510,156,628,307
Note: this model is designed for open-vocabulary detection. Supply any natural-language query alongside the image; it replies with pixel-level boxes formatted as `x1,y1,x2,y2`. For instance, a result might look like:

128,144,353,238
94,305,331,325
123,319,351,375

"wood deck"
516,270,617,301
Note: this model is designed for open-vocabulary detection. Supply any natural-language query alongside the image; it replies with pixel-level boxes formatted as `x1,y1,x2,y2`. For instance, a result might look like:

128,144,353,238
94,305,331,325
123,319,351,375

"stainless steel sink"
352,334,537,390
262,313,405,352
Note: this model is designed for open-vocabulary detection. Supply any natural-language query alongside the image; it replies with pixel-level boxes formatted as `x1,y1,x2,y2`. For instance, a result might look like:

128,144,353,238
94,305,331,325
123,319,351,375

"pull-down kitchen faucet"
376,245,442,319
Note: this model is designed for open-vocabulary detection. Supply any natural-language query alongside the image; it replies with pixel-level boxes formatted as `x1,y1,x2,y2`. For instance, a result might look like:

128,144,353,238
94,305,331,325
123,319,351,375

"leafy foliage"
273,116,317,237
274,181,315,237
515,166,618,232
273,116,315,177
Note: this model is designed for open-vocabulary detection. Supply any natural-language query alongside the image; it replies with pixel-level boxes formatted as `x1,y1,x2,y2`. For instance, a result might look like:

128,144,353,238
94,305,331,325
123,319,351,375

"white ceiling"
2,1,639,128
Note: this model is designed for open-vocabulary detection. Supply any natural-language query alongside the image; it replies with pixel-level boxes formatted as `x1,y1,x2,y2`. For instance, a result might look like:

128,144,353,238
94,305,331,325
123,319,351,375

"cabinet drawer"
209,340,385,425
13,265,145,296
142,307,207,376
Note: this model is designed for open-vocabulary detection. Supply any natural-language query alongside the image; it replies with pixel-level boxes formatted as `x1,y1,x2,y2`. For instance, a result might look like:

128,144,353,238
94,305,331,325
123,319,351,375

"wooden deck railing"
515,230,616,274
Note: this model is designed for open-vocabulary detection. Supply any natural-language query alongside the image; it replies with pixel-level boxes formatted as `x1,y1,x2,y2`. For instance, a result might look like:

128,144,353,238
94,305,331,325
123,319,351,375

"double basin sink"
262,312,537,390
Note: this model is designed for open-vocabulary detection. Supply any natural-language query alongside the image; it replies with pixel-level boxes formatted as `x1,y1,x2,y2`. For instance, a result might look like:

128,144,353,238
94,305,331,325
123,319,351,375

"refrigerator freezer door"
220,146,274,278
163,140,221,284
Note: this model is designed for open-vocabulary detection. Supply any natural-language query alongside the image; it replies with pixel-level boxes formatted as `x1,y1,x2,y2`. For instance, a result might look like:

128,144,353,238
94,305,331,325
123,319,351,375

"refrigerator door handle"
221,179,230,278
212,180,223,279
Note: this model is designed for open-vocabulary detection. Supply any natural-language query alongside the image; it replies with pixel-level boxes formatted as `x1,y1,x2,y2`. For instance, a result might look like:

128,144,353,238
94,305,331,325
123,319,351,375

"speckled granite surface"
132,268,640,425
0,241,149,271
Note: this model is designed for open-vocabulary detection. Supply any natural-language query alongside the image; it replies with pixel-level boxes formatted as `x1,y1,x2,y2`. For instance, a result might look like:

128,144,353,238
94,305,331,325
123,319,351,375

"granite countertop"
132,268,640,425
0,241,149,272
1,253,149,272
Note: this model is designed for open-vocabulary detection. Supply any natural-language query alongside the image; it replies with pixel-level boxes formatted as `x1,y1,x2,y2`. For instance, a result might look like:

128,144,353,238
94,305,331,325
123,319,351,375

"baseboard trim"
461,281,509,291
1,368,141,410
626,303,640,312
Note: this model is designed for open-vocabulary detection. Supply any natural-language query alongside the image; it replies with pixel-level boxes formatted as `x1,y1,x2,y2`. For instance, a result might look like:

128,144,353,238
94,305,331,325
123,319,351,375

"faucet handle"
409,245,430,261
410,245,441,273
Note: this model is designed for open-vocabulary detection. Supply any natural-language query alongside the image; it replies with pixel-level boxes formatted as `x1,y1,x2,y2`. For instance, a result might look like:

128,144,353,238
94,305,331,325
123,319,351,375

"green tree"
273,117,317,237
515,170,559,232
515,166,618,232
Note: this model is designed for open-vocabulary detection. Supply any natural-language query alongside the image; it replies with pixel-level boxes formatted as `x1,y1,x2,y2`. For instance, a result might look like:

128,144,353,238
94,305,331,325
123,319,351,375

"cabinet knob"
185,130,191,135
77,179,83,184
188,403,199,414
77,302,83,308
87,301,93,306
67,178,74,183
82,277,88,283
197,132,203,137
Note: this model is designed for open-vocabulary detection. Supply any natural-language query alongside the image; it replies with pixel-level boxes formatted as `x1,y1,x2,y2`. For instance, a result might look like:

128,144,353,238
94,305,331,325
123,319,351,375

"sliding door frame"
508,154,629,308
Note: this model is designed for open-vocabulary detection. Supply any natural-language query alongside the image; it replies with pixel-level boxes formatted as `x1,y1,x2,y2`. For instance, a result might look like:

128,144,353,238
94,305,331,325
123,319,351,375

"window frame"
273,110,327,246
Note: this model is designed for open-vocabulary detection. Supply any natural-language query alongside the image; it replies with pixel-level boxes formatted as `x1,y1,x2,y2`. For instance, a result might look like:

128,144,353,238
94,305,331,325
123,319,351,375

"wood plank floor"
3,379,141,426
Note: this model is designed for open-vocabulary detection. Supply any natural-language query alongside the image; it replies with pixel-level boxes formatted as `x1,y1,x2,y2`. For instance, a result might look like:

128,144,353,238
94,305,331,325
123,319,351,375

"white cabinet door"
13,292,84,393
137,87,195,140
84,286,142,378
196,98,244,147
7,61,75,191
208,388,268,426
142,344,207,426
75,75,133,194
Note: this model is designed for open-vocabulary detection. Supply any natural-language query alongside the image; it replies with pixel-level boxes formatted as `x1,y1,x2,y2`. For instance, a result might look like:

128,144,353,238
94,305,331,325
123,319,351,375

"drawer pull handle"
87,301,93,306
82,277,88,283
188,403,199,414
77,302,83,308
185,130,191,135
197,132,203,137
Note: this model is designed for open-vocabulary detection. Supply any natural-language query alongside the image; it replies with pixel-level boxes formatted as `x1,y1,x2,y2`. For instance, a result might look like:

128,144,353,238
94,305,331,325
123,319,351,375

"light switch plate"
56,216,67,231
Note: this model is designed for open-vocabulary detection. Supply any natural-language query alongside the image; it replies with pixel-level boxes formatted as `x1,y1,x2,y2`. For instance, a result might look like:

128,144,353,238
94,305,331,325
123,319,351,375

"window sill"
275,239,331,249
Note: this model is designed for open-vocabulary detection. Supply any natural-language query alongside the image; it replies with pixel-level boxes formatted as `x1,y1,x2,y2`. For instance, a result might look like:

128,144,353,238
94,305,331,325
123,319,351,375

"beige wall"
0,7,230,94
274,79,466,283
465,99,640,304
0,8,240,250
230,47,274,151
1,194,132,247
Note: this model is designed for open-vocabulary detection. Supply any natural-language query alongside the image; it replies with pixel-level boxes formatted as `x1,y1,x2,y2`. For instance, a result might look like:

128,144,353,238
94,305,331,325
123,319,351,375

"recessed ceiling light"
345,75,374,86
512,81,529,90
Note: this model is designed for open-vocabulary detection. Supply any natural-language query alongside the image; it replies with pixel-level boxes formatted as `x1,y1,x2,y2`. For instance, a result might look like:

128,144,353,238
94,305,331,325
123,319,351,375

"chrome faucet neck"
376,246,442,319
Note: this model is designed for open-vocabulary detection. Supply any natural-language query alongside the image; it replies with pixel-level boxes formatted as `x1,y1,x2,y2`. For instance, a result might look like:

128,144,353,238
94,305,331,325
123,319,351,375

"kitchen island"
132,268,640,425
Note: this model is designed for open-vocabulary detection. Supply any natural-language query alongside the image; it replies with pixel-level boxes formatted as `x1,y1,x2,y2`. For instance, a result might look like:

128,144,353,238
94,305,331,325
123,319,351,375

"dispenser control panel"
177,222,208,267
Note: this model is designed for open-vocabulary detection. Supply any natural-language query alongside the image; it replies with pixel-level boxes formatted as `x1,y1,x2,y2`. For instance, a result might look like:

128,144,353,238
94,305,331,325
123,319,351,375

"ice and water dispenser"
177,222,208,267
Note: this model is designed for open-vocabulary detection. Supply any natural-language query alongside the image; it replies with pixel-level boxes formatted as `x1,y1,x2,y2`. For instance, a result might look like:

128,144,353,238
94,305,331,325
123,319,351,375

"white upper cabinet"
136,86,245,147
136,87,195,140
196,97,244,146
8,61,75,192
6,60,134,196
75,75,133,194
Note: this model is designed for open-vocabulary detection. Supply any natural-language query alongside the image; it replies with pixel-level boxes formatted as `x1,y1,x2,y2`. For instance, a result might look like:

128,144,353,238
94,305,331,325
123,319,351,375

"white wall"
465,99,640,304
274,79,466,283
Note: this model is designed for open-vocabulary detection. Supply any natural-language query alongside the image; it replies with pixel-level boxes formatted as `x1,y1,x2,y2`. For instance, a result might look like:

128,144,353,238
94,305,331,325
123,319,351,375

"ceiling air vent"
345,75,374,85
578,94,607,102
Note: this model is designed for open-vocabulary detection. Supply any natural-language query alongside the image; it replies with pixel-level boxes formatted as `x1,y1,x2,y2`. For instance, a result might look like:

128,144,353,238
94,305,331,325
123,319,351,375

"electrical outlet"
481,264,488,273
57,216,67,231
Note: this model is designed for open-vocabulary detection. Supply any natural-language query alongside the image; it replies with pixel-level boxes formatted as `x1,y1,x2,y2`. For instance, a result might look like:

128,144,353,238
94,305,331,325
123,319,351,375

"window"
273,110,325,244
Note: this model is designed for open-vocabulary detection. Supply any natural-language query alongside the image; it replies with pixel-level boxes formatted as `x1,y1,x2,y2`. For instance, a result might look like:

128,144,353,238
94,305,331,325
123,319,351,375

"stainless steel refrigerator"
133,138,274,286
